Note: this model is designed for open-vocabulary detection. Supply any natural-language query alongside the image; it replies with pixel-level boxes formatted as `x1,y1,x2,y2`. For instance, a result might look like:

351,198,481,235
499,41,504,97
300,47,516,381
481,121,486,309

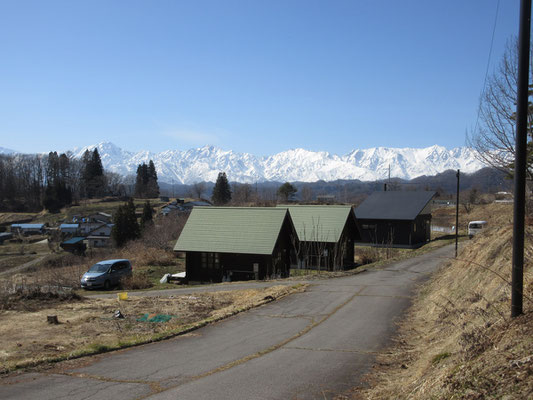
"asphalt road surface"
0,244,454,400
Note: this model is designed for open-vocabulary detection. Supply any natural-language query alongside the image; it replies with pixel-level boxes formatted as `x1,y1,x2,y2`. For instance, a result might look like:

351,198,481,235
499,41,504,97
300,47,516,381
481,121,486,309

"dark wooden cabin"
280,205,361,270
354,191,435,249
174,207,295,282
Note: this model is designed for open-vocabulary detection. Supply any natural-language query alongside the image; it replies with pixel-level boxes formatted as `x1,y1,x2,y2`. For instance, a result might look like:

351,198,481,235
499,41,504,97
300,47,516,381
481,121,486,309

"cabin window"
201,252,220,269
413,223,417,232
362,224,376,230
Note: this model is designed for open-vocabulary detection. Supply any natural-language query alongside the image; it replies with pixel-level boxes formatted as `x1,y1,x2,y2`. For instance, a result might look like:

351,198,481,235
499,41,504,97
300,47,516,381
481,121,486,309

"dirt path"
0,255,47,277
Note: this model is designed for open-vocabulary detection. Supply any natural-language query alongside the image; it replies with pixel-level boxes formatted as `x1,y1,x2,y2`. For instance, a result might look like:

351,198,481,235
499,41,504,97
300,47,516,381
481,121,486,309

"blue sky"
0,0,522,156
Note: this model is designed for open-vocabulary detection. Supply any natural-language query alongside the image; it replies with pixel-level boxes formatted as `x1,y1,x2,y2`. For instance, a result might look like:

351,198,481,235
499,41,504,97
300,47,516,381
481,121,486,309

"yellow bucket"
117,292,128,301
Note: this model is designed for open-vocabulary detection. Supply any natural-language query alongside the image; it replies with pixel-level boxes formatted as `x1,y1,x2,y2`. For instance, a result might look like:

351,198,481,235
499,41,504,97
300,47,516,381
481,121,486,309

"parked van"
468,221,487,239
80,259,132,290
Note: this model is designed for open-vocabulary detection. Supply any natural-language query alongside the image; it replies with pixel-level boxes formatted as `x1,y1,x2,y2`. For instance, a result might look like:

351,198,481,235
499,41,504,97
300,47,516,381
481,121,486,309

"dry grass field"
343,203,533,399
0,284,306,373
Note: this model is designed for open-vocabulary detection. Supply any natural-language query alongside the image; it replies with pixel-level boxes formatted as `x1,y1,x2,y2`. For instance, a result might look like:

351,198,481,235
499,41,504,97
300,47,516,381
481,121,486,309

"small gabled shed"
174,207,295,282
280,205,361,270
354,191,435,248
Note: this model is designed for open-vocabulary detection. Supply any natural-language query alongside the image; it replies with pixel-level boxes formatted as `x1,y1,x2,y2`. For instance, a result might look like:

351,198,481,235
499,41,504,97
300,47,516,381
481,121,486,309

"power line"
473,0,501,137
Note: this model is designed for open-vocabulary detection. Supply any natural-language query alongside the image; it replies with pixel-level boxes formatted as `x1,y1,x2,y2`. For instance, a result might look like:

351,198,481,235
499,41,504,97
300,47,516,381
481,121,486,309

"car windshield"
87,263,110,273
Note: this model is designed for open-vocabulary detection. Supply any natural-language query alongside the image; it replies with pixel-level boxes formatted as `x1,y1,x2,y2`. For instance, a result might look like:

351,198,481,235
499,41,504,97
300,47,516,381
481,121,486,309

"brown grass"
342,203,533,400
0,284,306,373
119,273,153,290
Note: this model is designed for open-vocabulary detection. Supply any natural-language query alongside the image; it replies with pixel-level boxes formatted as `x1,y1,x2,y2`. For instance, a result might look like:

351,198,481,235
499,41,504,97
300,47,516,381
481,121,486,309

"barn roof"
278,205,354,243
354,191,435,220
11,224,44,229
62,237,85,245
174,207,290,255
60,224,79,229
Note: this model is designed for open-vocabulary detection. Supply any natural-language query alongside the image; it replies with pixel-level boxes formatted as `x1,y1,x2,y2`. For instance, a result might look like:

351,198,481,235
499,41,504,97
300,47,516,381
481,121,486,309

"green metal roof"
278,205,353,243
174,207,289,255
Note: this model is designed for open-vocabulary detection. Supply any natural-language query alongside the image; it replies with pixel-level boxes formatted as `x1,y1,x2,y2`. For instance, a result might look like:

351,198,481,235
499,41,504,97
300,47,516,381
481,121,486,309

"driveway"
0,244,454,400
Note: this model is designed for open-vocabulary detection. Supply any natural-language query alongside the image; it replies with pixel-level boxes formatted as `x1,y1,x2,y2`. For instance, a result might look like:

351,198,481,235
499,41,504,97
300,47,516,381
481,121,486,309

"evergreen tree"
147,160,159,197
211,172,232,205
277,182,298,202
43,152,72,212
82,149,106,198
140,200,153,231
112,198,140,247
134,160,159,198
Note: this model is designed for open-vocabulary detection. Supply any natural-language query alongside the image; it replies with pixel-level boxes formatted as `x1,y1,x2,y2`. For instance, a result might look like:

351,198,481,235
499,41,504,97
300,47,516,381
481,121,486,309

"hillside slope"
347,204,532,399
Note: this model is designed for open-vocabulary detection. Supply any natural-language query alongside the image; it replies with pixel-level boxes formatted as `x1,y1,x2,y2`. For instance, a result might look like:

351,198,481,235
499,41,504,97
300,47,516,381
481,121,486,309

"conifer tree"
211,172,232,205
112,198,140,247
140,200,153,231
134,160,159,198
43,152,72,212
82,148,106,198
277,182,298,202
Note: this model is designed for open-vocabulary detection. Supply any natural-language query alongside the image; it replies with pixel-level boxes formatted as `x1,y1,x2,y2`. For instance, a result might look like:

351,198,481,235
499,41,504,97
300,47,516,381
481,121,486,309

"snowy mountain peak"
64,143,485,184
0,147,16,154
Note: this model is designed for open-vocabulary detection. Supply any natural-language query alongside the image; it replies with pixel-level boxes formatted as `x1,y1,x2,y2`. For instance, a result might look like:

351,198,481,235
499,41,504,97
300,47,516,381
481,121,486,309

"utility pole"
455,169,460,258
511,0,531,318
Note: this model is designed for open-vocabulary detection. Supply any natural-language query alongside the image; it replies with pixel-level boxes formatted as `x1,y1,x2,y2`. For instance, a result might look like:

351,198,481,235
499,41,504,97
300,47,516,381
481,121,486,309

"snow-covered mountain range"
71,142,485,184
0,147,15,155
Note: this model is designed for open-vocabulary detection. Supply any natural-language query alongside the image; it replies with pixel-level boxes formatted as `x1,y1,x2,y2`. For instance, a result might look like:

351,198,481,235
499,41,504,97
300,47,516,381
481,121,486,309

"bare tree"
300,185,313,203
232,183,253,204
105,171,125,197
468,39,533,179
192,182,206,199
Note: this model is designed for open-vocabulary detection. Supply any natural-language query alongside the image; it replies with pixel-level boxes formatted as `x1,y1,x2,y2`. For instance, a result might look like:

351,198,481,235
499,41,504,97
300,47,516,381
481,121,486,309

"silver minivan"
80,259,132,290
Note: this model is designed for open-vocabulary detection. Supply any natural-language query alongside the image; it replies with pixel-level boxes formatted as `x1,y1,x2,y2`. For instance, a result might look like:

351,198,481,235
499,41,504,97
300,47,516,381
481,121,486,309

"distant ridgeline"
159,167,511,202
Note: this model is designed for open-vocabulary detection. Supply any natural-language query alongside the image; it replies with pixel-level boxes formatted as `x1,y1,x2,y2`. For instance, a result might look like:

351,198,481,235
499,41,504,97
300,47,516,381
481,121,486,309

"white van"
468,221,487,238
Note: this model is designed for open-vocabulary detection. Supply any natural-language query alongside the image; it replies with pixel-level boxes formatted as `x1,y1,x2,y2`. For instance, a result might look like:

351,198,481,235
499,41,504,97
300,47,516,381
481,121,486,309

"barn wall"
357,216,431,248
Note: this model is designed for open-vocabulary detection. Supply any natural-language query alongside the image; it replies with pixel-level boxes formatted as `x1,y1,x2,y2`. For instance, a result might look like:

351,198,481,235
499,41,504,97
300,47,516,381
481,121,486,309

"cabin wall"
185,252,274,282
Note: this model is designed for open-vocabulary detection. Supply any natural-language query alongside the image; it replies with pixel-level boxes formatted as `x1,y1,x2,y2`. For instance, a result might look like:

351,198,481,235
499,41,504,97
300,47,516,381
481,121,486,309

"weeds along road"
0,244,454,400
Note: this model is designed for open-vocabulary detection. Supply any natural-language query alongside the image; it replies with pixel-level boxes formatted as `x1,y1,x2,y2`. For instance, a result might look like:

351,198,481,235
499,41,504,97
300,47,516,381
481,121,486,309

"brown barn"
354,191,435,248
174,207,296,282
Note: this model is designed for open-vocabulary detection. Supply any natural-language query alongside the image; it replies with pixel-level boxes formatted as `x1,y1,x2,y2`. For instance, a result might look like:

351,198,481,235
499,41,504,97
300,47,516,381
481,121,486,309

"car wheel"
104,280,111,290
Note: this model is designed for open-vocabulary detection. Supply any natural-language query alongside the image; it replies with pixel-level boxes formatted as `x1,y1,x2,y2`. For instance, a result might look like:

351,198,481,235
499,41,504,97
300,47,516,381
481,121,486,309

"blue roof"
62,237,85,244
11,224,44,229
60,224,79,229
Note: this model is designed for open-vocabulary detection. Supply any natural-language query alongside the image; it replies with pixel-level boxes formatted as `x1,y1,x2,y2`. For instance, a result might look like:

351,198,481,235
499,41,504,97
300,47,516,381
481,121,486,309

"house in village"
279,205,360,270
354,191,435,248
87,223,114,248
60,237,86,255
59,212,114,250
174,207,295,282
0,232,13,244
59,223,79,235
161,199,211,216
10,223,46,235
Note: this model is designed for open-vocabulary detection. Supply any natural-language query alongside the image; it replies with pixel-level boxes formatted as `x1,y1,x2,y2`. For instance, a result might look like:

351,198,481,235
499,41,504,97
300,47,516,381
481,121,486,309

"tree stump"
47,315,59,324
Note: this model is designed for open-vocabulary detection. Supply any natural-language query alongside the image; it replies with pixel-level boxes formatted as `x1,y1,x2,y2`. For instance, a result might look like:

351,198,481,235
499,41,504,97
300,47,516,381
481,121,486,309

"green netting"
137,313,173,323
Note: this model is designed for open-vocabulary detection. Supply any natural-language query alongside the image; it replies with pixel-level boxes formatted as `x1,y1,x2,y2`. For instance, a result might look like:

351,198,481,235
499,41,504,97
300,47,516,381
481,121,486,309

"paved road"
0,244,454,400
